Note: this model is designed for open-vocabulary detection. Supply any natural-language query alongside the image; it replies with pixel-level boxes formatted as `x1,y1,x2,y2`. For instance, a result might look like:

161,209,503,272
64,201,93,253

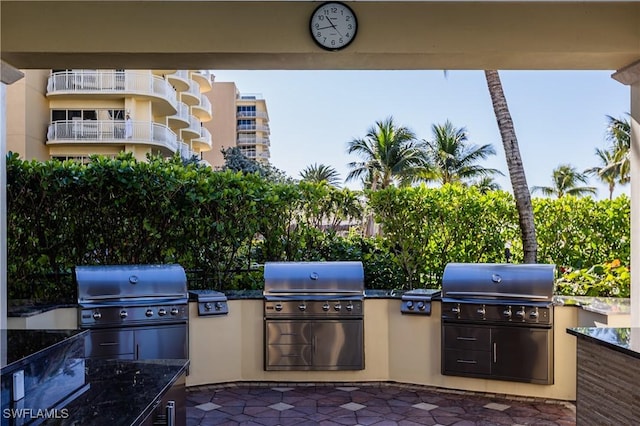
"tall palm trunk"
484,70,537,263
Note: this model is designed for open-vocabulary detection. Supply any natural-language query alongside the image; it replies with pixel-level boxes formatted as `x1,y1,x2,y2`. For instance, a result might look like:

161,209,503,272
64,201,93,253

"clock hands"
324,16,343,37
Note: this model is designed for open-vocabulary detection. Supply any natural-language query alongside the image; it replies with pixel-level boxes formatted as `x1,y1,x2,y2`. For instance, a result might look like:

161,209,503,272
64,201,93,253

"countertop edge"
566,327,640,360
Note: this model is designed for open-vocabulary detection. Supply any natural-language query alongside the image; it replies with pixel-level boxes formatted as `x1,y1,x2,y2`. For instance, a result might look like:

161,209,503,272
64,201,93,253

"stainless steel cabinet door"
491,326,553,384
134,324,188,360
312,320,364,370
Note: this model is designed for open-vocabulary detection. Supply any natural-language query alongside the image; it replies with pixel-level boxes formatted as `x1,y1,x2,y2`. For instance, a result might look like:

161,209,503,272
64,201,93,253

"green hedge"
6,154,630,301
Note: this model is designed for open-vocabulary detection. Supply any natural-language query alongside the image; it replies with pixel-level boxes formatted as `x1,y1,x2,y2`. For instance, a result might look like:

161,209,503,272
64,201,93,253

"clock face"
310,2,358,51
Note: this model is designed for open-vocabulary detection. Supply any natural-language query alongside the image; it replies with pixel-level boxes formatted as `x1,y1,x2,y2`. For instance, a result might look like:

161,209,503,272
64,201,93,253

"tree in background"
421,120,503,185
585,147,619,200
532,164,597,198
221,147,291,183
300,163,342,187
604,114,631,185
346,116,428,190
471,176,502,194
484,70,537,263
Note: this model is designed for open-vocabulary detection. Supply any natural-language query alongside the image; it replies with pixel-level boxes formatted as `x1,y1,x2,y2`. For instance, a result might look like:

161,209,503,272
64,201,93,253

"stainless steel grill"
263,261,365,371
76,264,189,361
440,263,555,384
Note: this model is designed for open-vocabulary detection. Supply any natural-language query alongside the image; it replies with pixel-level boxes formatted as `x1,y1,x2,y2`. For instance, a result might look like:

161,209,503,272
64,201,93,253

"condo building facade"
6,69,215,163
202,82,271,168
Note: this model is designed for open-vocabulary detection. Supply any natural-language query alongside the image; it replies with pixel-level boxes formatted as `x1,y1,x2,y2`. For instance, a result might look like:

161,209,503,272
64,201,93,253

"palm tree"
346,116,427,190
421,120,503,185
484,70,537,263
532,164,597,198
604,114,631,185
471,176,502,194
299,163,342,187
585,147,618,200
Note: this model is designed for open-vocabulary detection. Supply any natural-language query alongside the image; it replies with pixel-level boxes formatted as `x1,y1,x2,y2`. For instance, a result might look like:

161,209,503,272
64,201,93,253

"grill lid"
263,261,364,297
76,264,188,305
441,263,555,301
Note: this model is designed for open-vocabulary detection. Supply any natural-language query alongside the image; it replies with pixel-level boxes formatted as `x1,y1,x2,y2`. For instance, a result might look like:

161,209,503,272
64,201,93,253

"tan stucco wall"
6,307,77,330
187,299,579,400
2,2,639,71
6,69,49,160
202,82,238,168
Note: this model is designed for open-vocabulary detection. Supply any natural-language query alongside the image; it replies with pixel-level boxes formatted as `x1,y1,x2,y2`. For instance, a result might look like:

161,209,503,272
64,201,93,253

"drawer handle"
99,342,120,346
456,359,477,364
456,337,477,341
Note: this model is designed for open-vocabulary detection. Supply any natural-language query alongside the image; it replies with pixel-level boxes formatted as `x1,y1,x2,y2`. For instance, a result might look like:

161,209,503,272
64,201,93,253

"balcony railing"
169,101,190,124
47,70,177,109
237,124,270,132
237,136,270,146
181,79,201,105
194,127,212,148
47,120,178,153
178,141,198,160
236,111,268,119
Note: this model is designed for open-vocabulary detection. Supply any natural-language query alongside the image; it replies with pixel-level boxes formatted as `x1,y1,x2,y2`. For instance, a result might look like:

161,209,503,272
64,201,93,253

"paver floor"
186,383,576,426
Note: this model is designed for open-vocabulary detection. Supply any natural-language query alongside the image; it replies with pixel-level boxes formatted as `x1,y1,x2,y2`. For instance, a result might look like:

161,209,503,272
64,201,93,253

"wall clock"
309,2,358,51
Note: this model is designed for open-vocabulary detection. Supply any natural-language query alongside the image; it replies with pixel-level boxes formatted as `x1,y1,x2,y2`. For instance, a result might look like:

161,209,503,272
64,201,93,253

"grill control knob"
119,310,127,319
274,304,283,312
515,308,526,320
92,311,102,320
477,306,486,317
170,307,179,315
334,303,342,311
451,304,460,315
215,302,223,311
503,307,512,319
417,302,425,311
346,302,354,311
145,309,153,317
322,303,330,311
529,309,539,320
298,303,307,311
406,301,414,310
158,308,167,316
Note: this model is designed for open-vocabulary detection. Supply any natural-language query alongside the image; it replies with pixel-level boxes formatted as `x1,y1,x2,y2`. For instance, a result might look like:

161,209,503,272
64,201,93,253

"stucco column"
1,62,25,342
613,60,640,327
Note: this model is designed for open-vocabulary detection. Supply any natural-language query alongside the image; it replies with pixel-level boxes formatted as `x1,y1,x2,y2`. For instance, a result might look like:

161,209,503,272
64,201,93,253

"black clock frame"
309,1,358,52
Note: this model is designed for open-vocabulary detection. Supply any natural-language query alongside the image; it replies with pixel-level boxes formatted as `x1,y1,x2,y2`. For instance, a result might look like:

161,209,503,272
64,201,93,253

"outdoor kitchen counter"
46,358,189,426
567,327,640,424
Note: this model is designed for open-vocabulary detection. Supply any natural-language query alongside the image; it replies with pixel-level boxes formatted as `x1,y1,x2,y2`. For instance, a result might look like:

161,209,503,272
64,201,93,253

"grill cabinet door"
491,325,553,384
85,329,135,359
313,320,364,370
134,324,188,360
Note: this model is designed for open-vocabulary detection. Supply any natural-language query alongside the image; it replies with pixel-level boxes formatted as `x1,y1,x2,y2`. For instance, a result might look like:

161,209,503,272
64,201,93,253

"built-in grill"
263,261,365,371
440,263,555,384
76,264,189,361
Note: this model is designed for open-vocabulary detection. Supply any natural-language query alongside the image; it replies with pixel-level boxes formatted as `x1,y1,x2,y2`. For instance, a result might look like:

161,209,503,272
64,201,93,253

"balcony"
47,70,177,115
191,70,213,92
181,79,201,106
192,94,212,121
237,124,270,133
46,120,178,154
236,110,268,119
193,127,212,150
237,136,270,147
168,102,190,129
167,70,190,92
182,116,202,139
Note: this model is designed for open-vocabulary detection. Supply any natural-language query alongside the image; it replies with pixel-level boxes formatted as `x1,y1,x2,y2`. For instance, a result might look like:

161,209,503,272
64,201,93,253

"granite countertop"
46,358,189,426
553,295,631,315
567,327,640,359
1,329,87,372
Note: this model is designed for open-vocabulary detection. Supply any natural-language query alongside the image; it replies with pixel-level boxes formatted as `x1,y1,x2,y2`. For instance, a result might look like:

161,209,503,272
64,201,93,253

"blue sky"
211,70,630,199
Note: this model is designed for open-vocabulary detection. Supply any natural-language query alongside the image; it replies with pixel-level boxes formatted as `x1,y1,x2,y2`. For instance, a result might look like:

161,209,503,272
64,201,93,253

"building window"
51,109,125,121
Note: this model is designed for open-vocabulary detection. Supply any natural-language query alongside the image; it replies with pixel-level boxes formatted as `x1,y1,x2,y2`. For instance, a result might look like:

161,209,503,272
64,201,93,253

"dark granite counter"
567,327,640,359
44,358,189,426
1,329,87,371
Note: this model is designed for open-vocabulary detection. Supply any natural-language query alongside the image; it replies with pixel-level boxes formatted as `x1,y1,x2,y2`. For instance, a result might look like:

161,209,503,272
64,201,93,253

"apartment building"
202,82,271,169
6,69,214,163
